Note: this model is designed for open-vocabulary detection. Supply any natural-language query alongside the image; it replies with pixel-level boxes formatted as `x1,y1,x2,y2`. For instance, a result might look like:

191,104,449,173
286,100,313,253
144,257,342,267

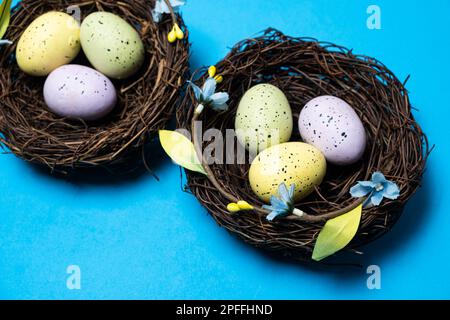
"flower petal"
209,92,229,106
358,180,377,188
270,196,289,211
202,78,216,98
278,183,290,203
171,0,186,9
383,181,400,200
262,204,276,212
151,11,162,23
188,81,203,101
288,183,295,199
267,210,281,221
266,196,283,211
211,103,229,112
151,1,166,22
350,183,373,198
370,191,384,206
157,0,171,13
372,172,387,184
152,0,186,22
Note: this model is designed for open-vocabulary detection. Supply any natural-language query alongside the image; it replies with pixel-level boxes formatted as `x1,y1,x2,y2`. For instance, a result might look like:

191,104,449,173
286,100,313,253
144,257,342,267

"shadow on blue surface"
2,0,448,299
211,171,432,282
23,137,168,186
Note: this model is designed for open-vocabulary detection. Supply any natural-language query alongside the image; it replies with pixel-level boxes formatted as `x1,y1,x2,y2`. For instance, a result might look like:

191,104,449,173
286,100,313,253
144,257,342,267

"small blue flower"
189,77,229,112
152,0,186,23
263,183,296,221
350,172,400,207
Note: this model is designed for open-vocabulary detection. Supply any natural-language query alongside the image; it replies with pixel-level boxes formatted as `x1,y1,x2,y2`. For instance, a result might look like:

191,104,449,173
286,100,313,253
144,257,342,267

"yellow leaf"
0,0,12,39
312,204,363,261
159,130,207,175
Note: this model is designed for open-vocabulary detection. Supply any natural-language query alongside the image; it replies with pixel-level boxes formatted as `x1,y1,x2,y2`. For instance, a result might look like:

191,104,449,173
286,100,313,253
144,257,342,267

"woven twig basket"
177,29,429,262
0,0,189,173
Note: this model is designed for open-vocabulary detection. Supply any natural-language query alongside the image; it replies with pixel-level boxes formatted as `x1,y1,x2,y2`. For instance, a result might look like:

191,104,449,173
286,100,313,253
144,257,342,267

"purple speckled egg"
44,64,117,121
298,95,367,165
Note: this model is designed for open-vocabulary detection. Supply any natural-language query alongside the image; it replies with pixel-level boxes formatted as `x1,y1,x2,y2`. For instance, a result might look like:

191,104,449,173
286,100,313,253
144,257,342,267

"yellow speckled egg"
249,142,326,203
16,12,81,76
80,12,145,79
235,84,293,155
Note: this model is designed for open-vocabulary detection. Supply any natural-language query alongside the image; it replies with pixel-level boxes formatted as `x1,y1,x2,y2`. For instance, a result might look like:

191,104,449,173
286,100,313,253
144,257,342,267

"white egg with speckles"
80,12,145,79
235,84,293,155
249,142,326,203
44,65,117,120
299,96,367,166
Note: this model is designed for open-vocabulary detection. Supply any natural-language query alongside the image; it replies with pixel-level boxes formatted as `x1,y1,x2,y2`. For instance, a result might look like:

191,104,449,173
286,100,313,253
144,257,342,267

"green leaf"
159,130,207,175
312,204,363,261
0,0,12,40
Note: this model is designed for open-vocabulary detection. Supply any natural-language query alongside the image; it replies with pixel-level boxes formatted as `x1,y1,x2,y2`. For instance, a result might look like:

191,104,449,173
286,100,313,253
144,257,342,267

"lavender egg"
298,95,367,165
44,65,117,121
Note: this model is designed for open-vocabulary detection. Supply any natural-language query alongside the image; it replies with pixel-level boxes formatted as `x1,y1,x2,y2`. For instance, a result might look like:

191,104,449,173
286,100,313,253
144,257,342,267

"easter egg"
44,65,117,120
235,84,293,155
80,12,145,79
249,142,326,203
16,12,81,76
298,96,367,165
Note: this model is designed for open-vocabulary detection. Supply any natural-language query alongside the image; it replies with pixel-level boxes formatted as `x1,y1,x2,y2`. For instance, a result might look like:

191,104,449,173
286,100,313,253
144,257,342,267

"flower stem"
162,0,178,24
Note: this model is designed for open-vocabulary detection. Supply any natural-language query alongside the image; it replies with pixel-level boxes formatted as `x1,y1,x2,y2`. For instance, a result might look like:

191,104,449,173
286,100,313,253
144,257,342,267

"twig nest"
177,29,429,262
0,0,189,173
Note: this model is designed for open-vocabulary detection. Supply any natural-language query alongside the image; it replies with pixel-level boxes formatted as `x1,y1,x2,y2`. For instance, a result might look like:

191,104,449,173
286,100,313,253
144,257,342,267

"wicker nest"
177,29,429,262
0,0,189,173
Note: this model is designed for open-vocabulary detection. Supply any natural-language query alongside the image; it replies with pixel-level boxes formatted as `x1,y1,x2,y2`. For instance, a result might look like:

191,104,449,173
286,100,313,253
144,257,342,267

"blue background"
1,0,449,299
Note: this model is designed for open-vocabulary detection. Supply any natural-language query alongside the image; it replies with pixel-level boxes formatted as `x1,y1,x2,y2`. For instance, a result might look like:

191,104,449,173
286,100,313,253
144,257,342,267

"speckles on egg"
249,142,326,202
16,12,81,76
80,12,145,79
299,95,367,165
235,84,293,155
44,65,117,121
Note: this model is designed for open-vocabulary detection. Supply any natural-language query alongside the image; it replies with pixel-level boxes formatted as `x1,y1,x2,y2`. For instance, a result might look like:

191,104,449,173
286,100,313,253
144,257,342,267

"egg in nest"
249,142,326,202
235,84,293,155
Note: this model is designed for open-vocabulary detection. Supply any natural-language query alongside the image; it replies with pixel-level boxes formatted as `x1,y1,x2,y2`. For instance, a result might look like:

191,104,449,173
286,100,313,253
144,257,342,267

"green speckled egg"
16,12,81,76
80,12,145,79
235,84,293,154
249,142,326,203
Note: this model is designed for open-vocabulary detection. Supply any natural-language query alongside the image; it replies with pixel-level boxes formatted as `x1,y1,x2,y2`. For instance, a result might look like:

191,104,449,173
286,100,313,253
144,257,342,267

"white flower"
152,0,186,23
